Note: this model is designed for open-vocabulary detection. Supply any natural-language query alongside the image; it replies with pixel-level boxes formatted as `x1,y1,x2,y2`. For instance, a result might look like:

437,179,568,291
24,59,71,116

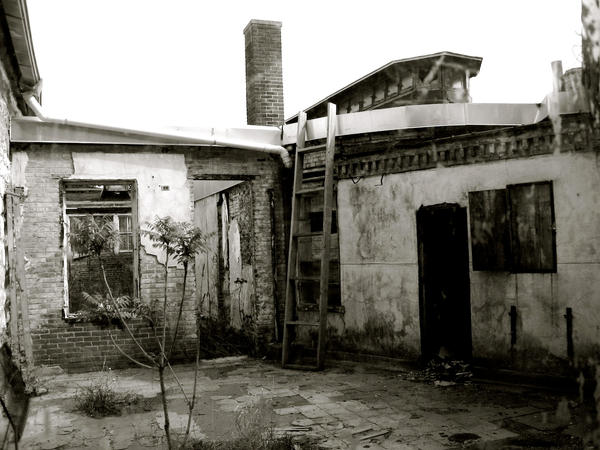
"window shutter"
508,182,556,272
468,189,510,271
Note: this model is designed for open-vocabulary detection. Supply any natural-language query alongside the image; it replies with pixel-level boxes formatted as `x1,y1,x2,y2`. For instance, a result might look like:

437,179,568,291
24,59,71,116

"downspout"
22,93,292,168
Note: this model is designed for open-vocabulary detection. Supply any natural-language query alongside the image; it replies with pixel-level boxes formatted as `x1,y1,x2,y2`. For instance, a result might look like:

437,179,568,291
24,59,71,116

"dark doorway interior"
417,203,472,361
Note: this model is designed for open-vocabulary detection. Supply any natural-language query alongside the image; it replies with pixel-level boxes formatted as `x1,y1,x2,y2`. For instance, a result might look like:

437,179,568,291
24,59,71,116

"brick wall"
30,317,161,372
244,19,284,127
184,147,287,344
14,144,287,371
14,145,197,370
69,252,133,312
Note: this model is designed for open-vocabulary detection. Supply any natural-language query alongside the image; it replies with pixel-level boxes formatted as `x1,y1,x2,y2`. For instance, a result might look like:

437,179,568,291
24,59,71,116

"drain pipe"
22,93,292,168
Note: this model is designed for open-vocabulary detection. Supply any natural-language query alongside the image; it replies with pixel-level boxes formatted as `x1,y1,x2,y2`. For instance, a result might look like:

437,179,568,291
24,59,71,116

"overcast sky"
27,1,582,129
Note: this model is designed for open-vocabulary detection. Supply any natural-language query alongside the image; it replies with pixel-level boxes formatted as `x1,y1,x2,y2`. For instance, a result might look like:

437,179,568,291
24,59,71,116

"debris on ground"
400,358,473,385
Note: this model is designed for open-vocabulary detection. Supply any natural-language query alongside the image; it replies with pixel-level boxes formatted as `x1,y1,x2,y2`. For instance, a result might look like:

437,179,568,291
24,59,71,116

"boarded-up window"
468,181,556,273
468,189,511,271
508,182,556,272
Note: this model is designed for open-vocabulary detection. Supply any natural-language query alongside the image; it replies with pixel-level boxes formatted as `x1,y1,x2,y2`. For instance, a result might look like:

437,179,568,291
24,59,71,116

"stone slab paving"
16,356,593,449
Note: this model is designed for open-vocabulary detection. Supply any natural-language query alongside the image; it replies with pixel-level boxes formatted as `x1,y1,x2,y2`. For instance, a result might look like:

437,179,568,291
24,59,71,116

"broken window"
468,181,556,273
62,181,138,315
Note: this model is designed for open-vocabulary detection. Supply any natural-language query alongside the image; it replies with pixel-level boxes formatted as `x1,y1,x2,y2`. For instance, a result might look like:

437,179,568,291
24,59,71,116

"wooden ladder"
282,103,337,371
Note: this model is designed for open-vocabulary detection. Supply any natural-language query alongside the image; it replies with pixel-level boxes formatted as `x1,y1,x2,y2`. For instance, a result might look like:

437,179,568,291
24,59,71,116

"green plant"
74,365,139,417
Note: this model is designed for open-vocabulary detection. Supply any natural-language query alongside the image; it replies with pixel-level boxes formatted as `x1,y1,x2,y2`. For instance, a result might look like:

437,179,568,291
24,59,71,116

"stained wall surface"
336,149,600,371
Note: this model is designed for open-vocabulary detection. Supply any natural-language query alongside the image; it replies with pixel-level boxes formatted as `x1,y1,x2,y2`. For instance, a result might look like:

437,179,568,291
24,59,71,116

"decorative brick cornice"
333,114,598,180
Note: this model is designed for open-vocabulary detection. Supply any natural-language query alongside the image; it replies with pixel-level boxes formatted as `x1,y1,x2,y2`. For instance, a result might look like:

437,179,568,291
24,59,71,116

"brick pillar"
244,20,284,127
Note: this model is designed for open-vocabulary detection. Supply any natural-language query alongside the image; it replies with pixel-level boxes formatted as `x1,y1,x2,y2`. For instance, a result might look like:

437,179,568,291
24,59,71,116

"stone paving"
18,356,593,449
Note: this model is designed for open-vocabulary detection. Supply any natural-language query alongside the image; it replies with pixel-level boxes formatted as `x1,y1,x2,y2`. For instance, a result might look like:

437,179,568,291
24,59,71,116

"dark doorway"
417,203,472,361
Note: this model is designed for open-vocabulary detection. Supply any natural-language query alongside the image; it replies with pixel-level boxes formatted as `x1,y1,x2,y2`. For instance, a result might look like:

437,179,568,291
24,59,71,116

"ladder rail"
282,103,336,371
282,111,307,366
317,103,337,369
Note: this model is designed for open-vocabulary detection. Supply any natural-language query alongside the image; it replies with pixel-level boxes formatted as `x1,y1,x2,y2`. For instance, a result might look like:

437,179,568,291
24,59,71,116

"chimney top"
243,19,281,34
244,19,284,127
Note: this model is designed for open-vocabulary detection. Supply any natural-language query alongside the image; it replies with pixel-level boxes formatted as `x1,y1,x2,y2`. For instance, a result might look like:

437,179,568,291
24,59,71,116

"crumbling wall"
12,142,286,370
336,118,600,372
13,145,198,370
0,49,21,341
185,148,287,344
194,194,220,318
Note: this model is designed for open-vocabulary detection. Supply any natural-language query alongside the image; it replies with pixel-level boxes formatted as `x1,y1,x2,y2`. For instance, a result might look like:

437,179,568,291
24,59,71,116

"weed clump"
74,366,139,417
188,396,318,449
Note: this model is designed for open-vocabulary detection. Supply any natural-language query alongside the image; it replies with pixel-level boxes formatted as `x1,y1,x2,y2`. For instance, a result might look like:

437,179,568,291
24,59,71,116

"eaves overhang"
281,91,589,145
10,117,282,147
2,0,40,94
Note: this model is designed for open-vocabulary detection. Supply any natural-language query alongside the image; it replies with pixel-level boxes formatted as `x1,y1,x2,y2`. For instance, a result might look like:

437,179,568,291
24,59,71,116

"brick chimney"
244,20,284,127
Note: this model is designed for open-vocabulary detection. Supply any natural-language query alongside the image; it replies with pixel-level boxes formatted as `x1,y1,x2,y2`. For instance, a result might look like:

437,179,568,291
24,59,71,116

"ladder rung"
303,176,325,183
283,363,320,371
303,166,325,173
293,231,323,238
297,144,326,154
296,186,324,195
285,320,320,327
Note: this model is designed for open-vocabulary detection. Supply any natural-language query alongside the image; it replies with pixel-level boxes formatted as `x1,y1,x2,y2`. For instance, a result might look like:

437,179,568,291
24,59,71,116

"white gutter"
22,93,292,168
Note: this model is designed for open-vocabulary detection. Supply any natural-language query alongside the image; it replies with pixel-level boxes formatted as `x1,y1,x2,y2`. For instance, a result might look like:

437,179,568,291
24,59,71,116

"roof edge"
286,51,483,123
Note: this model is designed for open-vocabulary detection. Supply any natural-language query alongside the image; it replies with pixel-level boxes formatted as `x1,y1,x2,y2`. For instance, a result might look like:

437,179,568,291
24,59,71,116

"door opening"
417,203,472,361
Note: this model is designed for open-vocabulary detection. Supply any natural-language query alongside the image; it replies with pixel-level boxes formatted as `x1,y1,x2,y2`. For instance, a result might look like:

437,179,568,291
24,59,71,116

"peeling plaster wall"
193,194,219,317
0,57,21,337
337,151,600,370
194,183,257,331
71,152,192,266
13,145,199,370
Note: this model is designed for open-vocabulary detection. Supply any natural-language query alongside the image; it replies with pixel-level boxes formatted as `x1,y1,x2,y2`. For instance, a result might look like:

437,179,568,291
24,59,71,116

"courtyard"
19,356,593,449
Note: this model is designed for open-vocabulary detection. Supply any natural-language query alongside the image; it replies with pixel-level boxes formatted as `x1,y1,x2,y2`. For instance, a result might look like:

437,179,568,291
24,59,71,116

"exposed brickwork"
184,147,287,343
69,253,133,312
30,317,161,372
332,114,597,179
228,182,253,266
12,143,287,371
244,20,284,127
14,145,196,370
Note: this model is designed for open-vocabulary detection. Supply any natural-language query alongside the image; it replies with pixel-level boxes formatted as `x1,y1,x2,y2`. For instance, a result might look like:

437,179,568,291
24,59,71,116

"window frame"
61,179,139,318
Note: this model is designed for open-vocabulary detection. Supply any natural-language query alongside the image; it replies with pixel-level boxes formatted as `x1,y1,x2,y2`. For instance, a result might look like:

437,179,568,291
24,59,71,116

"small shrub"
74,366,140,417
74,292,153,327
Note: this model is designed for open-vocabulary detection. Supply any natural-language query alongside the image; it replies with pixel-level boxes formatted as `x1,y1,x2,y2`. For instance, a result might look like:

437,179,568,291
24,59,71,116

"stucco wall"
71,152,192,266
337,150,600,370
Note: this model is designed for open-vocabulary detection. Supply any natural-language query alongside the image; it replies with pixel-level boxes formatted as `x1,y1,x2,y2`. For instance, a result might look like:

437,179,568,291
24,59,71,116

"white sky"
27,1,582,129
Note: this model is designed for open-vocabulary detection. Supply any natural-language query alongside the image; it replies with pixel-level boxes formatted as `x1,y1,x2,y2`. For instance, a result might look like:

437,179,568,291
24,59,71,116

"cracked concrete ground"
16,356,595,449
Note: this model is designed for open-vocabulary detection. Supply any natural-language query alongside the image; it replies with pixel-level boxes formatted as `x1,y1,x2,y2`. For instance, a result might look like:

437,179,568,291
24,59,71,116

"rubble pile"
401,359,473,386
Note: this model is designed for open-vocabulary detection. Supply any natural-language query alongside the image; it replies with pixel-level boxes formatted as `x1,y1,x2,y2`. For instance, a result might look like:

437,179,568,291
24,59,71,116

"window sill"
297,303,345,314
